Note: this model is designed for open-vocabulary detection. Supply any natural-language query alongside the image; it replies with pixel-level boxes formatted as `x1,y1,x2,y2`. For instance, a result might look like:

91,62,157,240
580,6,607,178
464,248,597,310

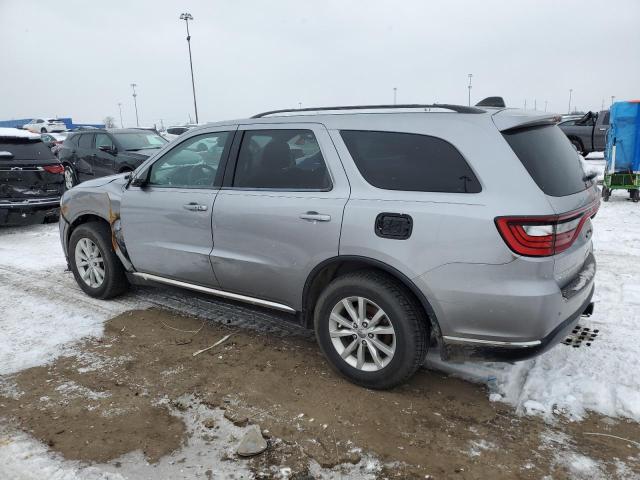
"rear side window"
502,125,587,197
64,134,80,147
0,139,55,160
233,129,331,190
340,130,481,193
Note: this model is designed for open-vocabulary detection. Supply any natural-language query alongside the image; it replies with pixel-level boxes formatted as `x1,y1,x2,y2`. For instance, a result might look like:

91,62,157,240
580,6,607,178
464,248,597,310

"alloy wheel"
64,167,74,189
328,296,396,371
74,238,105,288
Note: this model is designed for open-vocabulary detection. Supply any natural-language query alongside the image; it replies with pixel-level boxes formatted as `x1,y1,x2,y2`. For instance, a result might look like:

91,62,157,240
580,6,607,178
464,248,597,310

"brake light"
495,202,599,257
42,164,64,175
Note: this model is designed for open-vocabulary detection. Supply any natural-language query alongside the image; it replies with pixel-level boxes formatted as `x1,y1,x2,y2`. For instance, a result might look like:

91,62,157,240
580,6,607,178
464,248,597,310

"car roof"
190,105,559,134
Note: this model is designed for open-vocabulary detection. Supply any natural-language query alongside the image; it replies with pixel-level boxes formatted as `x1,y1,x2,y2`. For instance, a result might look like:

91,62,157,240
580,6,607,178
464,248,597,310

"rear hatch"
495,113,599,288
0,135,65,203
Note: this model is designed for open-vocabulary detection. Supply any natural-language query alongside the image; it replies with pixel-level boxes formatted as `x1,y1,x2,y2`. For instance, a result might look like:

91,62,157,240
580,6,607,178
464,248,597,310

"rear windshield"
0,138,55,161
502,125,587,197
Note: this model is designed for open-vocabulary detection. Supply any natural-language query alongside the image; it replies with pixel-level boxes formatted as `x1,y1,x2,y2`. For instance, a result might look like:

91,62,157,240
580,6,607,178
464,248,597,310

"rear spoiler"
492,109,562,132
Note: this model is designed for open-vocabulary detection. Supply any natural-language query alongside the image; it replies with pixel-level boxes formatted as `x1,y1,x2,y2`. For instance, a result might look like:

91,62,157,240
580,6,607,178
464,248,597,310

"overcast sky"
1,0,639,127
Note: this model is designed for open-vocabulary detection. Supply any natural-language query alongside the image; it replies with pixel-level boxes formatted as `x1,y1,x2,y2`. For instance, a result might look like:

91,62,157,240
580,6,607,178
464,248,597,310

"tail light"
495,202,599,257
42,164,65,175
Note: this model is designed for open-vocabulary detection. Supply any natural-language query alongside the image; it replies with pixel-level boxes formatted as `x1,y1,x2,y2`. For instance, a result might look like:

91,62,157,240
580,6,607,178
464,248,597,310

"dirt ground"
1,308,639,479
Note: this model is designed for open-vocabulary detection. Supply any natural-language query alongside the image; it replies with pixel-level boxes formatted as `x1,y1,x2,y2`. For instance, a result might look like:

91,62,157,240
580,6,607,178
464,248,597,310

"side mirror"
98,145,116,154
131,176,147,187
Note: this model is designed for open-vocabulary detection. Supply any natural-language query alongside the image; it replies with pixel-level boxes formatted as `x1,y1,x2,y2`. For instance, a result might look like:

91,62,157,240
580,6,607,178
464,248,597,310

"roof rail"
251,103,485,118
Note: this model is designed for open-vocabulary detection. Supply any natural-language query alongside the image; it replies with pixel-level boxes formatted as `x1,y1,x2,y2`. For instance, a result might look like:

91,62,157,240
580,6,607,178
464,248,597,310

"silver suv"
59,104,599,389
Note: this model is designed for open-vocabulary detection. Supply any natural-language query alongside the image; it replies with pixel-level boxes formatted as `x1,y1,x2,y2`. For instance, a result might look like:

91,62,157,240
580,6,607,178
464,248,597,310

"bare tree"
103,116,116,129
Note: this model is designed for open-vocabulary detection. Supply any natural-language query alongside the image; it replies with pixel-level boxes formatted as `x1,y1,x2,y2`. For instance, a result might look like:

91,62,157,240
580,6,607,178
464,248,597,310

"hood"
77,172,129,189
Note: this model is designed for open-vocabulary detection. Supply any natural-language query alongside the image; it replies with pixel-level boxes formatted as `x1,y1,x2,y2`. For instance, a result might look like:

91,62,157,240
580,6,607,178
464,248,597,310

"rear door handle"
299,211,331,222
183,202,208,212
598,127,607,131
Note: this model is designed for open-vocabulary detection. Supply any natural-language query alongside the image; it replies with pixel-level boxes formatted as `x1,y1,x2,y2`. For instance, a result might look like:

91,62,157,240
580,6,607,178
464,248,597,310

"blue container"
606,101,640,173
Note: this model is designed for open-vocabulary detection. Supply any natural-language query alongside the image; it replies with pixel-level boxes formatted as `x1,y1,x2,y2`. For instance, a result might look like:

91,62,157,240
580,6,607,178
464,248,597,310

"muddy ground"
1,308,639,479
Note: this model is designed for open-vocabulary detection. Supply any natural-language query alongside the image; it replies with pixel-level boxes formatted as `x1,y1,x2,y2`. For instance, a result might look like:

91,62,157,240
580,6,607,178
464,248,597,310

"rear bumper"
440,285,594,362
0,199,60,226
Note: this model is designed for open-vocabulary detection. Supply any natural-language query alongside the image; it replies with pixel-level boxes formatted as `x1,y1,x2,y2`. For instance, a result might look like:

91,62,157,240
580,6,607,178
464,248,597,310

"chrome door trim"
132,272,296,313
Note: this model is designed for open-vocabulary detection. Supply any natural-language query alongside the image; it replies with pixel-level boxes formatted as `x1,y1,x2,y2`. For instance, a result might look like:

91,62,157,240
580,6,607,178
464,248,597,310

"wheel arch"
301,255,442,341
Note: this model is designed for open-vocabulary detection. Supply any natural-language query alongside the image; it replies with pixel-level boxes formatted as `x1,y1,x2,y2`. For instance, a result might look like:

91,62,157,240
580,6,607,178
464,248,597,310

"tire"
69,222,129,299
41,127,47,133
570,138,584,155
314,270,428,389
631,189,640,203
601,186,610,202
63,164,77,190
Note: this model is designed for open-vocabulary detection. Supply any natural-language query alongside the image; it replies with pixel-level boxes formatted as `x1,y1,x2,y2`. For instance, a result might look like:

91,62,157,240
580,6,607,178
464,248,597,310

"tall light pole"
568,89,573,114
467,74,473,106
117,102,124,128
180,13,199,124
611,95,615,107
544,100,548,112
298,102,302,110
130,83,139,127
393,87,397,105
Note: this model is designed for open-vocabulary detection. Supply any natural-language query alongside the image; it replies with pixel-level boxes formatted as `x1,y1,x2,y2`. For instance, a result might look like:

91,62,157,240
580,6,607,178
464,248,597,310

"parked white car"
23,118,67,133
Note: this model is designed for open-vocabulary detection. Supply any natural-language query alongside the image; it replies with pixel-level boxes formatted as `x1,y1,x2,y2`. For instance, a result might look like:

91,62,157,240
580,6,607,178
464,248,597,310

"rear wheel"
631,189,640,202
40,127,47,133
64,164,77,190
69,222,129,299
314,270,427,389
601,186,611,201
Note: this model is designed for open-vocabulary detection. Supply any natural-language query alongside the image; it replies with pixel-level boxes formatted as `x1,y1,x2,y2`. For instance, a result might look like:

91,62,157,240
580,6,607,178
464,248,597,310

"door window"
148,131,231,188
78,134,94,149
601,111,610,125
95,133,115,150
233,129,331,190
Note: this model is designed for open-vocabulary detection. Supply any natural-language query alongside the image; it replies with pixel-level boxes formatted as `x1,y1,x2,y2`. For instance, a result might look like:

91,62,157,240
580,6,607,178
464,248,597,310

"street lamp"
568,89,573,114
180,12,199,124
117,102,124,128
467,74,473,106
393,87,397,105
611,95,615,107
131,83,139,127
544,100,548,112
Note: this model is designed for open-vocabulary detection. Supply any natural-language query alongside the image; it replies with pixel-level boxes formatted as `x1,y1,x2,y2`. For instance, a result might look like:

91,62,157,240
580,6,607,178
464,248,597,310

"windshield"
113,132,167,150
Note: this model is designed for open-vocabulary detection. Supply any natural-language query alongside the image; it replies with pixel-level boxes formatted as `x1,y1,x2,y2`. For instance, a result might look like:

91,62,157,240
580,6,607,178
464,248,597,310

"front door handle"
299,211,331,222
183,202,208,212
598,127,607,131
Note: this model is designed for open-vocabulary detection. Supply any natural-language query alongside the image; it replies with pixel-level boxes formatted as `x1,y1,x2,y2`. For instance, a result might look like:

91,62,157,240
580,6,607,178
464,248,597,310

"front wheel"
602,186,611,202
314,270,428,389
69,222,129,299
41,127,47,133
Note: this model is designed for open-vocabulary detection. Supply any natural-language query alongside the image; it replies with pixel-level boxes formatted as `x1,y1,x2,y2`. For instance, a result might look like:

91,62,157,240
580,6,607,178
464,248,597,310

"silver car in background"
58,103,599,389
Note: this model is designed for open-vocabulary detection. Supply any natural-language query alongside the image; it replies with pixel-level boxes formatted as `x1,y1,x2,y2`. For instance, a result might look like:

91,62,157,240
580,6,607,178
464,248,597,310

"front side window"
601,111,610,125
78,134,93,149
340,130,481,193
233,129,331,190
148,131,231,188
95,133,114,150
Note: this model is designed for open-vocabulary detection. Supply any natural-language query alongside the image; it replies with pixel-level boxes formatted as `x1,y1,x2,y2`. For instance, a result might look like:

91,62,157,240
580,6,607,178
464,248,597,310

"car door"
211,123,350,310
74,133,95,181
594,111,609,151
120,127,237,287
93,133,116,177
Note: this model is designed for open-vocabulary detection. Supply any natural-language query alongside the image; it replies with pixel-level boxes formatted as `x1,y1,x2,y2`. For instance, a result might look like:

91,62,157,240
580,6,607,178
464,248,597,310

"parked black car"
0,129,64,225
58,128,167,189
